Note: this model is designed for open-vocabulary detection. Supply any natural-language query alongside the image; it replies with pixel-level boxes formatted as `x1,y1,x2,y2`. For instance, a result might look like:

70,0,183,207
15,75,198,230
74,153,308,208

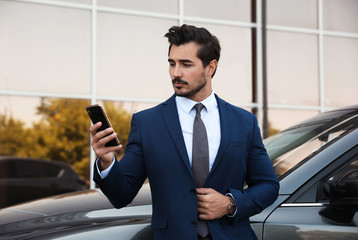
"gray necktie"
192,103,209,237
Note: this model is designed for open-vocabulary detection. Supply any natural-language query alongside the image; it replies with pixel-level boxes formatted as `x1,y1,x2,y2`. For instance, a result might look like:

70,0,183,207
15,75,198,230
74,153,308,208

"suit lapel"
210,95,232,175
160,95,193,177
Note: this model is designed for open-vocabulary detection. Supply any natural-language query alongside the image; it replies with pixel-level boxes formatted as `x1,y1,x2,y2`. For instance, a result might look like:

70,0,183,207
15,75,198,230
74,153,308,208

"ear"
206,60,218,78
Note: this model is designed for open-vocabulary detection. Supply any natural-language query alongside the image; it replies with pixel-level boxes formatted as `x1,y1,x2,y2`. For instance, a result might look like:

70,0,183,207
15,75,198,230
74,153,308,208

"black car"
0,157,86,208
0,106,357,239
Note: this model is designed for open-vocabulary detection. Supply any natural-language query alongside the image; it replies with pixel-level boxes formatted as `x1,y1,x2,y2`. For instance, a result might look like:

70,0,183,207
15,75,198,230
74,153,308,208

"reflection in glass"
267,0,317,28
267,31,319,105
324,36,358,108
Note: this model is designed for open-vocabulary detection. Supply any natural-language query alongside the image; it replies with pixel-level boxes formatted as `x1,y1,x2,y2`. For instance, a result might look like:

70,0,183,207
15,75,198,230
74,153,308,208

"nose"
172,65,182,78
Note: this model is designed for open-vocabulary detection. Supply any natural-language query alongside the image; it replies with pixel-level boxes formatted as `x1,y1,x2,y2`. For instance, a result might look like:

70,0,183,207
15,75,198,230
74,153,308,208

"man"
90,24,279,240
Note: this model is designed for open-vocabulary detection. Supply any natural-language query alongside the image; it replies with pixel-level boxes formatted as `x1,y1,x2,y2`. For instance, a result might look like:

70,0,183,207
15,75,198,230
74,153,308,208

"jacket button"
191,220,197,226
190,188,196,194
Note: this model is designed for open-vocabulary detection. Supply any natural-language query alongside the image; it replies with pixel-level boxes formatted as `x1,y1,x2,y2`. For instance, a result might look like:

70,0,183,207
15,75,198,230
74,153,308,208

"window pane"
184,0,251,22
324,36,358,108
267,31,319,106
98,0,178,14
185,23,252,105
267,0,317,28
323,0,358,33
0,1,91,94
97,13,176,100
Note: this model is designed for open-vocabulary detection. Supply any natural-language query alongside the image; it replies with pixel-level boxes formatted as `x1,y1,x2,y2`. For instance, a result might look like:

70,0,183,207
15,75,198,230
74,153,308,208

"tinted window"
264,110,358,179
0,160,17,178
14,160,62,178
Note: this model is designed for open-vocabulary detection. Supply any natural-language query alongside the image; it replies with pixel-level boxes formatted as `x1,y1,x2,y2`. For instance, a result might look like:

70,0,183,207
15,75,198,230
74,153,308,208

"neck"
189,90,212,102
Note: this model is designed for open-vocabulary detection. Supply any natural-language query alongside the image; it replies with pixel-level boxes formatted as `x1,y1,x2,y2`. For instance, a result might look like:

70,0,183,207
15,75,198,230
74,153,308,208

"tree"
0,113,28,156
36,98,91,166
0,98,132,184
35,98,132,181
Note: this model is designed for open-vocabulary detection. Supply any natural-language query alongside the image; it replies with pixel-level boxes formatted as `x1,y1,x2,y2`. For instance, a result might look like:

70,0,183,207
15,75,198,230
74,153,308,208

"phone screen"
86,105,120,147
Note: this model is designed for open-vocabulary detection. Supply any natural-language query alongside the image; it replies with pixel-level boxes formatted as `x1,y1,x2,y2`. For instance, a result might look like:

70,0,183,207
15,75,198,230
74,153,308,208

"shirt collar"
175,91,217,114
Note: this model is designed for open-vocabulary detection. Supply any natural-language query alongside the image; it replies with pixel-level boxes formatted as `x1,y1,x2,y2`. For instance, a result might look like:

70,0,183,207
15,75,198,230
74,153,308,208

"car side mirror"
319,169,358,224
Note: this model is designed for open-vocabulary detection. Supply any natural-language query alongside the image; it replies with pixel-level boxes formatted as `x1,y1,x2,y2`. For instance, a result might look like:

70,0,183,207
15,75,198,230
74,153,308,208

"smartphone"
86,104,120,147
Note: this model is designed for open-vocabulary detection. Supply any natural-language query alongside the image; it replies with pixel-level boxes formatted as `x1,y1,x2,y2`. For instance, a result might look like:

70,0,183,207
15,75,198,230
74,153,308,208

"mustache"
172,78,188,85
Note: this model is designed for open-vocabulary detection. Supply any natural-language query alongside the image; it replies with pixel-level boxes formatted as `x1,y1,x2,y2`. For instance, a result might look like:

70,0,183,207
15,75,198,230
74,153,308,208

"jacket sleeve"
229,115,279,221
93,113,147,209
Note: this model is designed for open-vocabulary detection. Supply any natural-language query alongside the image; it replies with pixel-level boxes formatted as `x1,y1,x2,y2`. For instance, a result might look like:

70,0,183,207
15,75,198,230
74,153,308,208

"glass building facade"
1,0,357,188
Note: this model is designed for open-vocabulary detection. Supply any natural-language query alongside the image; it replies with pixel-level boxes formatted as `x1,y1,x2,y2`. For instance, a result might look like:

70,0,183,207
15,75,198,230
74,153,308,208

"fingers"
89,122,122,163
90,122,119,146
89,121,102,133
90,122,112,140
197,189,214,219
196,188,230,220
196,188,214,196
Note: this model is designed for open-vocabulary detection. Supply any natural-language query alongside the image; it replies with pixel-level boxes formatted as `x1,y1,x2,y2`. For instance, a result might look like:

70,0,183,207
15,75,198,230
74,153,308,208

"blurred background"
0,0,357,199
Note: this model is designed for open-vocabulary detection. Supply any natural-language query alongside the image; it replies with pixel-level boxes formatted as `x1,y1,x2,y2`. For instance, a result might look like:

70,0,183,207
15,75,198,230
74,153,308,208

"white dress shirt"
175,91,221,171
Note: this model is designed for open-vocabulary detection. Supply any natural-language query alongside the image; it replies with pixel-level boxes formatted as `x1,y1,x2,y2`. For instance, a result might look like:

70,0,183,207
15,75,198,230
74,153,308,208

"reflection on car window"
0,159,62,178
327,158,358,183
15,160,62,178
264,111,358,179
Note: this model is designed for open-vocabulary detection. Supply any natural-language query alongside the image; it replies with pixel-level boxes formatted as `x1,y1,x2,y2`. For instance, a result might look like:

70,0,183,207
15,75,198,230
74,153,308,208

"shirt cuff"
96,155,115,179
225,193,237,217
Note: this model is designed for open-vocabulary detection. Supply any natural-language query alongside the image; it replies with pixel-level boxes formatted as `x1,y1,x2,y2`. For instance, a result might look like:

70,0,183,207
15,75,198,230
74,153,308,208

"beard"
172,73,207,99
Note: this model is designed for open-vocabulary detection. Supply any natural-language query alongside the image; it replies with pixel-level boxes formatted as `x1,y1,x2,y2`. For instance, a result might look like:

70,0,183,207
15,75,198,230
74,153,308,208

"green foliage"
103,101,132,155
0,98,132,183
35,98,91,165
0,114,28,156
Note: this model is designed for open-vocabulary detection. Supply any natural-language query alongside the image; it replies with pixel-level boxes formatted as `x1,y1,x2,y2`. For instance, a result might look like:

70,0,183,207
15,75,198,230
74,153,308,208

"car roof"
284,105,358,131
0,156,70,168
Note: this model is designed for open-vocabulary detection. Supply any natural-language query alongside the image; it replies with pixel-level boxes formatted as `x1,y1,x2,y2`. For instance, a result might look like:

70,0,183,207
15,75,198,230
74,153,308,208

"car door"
262,146,358,240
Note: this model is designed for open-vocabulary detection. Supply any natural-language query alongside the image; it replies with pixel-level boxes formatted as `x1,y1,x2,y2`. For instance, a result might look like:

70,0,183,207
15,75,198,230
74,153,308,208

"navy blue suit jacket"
94,94,279,240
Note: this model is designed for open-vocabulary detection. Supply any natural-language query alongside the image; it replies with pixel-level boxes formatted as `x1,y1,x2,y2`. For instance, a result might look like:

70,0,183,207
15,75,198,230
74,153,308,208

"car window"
14,160,62,178
0,160,15,178
264,111,358,179
283,146,358,204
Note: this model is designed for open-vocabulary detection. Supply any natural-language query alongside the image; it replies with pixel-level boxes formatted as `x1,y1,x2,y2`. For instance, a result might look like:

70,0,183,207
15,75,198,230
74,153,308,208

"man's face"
168,42,213,102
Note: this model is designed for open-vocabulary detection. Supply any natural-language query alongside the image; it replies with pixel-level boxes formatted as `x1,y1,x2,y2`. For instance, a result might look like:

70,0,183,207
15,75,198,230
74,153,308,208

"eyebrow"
168,58,194,64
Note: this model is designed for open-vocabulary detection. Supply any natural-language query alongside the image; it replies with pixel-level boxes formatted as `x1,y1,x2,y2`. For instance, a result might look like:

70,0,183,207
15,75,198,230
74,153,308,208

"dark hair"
164,24,221,77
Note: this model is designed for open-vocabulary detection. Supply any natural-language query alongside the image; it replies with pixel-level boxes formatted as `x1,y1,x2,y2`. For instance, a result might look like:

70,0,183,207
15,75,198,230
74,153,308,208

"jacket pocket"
151,217,168,229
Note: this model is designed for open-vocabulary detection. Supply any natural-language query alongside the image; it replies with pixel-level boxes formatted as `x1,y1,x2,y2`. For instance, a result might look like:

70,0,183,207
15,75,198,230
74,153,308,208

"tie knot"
194,103,205,115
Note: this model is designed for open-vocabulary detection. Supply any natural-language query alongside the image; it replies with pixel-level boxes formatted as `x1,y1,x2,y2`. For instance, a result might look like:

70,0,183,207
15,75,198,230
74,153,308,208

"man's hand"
89,122,122,170
196,188,232,220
